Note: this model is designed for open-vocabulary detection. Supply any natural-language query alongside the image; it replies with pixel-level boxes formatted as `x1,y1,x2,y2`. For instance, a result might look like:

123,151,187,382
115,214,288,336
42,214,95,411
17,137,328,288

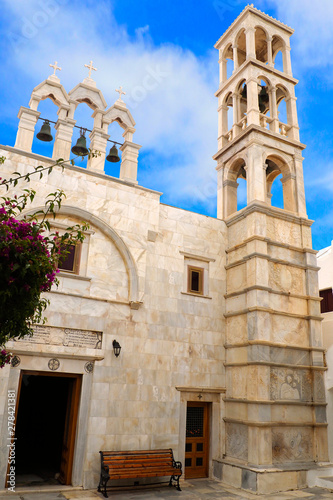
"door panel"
59,375,81,484
185,402,209,478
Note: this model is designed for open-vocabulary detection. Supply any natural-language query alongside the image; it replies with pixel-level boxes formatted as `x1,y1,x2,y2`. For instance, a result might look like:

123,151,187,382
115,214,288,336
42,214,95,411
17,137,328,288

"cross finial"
84,60,97,79
115,86,126,101
49,61,61,76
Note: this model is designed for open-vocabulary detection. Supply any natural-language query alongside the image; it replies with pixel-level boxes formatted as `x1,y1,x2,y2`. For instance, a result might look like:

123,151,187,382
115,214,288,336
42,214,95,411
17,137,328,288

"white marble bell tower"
213,5,329,494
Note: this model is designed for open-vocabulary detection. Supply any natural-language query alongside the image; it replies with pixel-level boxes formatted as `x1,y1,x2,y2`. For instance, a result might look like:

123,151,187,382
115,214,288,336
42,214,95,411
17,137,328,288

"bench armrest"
173,460,182,470
101,464,109,478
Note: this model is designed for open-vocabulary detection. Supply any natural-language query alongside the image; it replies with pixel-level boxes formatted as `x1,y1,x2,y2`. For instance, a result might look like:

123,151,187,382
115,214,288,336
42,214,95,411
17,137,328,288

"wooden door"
58,375,82,484
185,402,209,478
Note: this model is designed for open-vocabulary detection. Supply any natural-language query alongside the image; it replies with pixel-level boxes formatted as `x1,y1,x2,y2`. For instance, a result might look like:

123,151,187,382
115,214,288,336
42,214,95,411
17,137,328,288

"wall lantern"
112,340,121,357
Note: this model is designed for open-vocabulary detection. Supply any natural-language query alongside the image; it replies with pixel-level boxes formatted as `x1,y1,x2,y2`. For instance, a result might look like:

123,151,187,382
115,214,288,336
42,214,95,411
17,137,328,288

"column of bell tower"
214,6,328,494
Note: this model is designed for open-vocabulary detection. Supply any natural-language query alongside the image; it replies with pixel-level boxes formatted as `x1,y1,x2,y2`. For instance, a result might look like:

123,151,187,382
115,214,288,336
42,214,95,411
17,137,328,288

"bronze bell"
241,84,247,99
258,86,269,113
36,120,53,142
71,134,89,156
106,144,120,163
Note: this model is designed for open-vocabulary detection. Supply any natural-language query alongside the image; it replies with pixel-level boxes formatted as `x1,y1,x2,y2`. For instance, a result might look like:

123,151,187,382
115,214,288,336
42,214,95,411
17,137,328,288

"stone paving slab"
1,479,333,500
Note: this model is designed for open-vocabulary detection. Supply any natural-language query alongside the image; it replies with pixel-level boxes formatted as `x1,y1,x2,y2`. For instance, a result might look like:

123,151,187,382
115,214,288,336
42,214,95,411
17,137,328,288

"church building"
0,5,331,495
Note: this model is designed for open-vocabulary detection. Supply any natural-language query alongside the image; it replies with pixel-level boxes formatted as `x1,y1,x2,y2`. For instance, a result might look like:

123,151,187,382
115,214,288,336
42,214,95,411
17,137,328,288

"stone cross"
49,61,62,76
84,60,97,79
115,86,126,101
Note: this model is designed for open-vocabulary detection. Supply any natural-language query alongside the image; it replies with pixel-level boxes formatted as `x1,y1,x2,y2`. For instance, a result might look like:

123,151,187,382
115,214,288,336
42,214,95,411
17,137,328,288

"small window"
58,243,81,274
319,288,333,313
187,266,204,295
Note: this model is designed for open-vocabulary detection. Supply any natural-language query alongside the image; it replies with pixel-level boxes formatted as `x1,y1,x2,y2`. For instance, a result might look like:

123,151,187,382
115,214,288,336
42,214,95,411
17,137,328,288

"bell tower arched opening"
275,85,294,137
265,154,297,213
235,29,246,68
272,35,285,72
255,26,268,63
32,95,59,157
224,157,247,217
257,77,271,130
221,44,234,83
70,100,96,168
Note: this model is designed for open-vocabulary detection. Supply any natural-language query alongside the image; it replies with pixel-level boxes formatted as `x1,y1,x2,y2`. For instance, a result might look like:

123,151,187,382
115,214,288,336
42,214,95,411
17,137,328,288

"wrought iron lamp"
112,340,121,357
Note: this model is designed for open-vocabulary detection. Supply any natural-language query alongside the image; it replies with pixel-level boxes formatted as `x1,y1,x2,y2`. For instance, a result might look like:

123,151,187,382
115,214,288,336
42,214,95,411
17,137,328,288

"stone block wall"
0,147,227,489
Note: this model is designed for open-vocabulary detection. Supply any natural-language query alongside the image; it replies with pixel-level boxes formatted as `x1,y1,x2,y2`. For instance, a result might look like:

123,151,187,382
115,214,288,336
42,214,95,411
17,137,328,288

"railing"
259,113,273,129
279,122,291,136
222,117,291,144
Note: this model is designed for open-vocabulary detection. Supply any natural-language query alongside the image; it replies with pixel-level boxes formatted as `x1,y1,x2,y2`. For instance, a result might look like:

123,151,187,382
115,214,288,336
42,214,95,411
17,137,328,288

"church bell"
71,133,89,156
36,120,53,142
106,144,120,163
258,86,269,113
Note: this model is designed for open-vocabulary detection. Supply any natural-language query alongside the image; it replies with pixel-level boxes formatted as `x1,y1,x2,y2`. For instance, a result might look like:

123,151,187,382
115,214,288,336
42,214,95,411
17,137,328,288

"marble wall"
0,147,227,490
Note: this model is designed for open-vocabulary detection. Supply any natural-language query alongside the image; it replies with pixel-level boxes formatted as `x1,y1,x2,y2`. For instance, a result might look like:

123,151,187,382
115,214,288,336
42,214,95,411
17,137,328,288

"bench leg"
169,474,182,491
98,474,109,498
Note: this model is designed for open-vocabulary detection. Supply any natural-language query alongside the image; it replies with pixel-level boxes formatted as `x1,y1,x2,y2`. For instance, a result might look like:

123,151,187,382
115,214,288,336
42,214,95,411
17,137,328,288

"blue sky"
1,0,333,250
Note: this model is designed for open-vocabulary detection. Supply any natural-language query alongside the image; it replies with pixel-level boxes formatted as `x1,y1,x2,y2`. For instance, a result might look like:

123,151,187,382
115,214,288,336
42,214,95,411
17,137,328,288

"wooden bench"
97,448,182,497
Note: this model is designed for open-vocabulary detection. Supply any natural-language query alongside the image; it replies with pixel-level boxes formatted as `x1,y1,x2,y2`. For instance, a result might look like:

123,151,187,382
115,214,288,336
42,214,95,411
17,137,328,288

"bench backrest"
100,449,177,473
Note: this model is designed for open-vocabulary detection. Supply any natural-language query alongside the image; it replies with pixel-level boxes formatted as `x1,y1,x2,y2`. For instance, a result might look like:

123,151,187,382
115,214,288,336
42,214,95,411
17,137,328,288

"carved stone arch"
21,205,140,304
257,74,272,89
224,155,247,217
272,34,287,72
263,151,296,212
29,80,70,110
104,104,136,131
272,34,285,60
234,28,246,66
69,83,107,111
263,150,293,176
275,83,290,100
223,91,233,110
225,155,247,182
222,42,233,60
254,25,269,63
73,97,98,111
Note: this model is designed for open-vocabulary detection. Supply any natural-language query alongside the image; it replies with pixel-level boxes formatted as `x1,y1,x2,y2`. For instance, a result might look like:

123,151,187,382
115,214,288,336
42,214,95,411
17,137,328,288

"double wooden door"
185,402,209,478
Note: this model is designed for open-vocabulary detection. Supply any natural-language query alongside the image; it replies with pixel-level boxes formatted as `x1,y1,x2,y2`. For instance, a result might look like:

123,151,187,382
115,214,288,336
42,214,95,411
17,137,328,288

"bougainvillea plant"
0,155,91,365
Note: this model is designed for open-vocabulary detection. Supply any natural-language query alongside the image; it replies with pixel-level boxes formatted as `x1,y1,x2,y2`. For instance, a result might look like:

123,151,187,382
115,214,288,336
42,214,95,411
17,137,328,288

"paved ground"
1,479,333,500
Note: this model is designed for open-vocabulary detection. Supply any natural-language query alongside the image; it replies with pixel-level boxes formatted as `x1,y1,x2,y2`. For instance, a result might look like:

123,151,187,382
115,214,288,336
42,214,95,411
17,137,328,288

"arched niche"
21,205,140,305
255,26,269,63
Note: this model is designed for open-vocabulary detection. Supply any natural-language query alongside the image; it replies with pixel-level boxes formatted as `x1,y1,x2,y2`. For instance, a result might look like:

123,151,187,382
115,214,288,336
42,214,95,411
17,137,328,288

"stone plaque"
22,325,51,344
64,328,102,348
18,325,102,349
272,428,313,463
270,368,312,402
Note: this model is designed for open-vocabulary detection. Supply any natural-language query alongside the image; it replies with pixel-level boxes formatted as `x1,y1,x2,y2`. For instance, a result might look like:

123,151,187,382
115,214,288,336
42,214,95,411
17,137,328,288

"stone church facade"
0,5,330,495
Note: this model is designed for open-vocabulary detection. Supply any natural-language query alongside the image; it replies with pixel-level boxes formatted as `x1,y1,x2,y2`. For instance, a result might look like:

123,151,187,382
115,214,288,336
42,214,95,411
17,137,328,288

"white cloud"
260,0,333,71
